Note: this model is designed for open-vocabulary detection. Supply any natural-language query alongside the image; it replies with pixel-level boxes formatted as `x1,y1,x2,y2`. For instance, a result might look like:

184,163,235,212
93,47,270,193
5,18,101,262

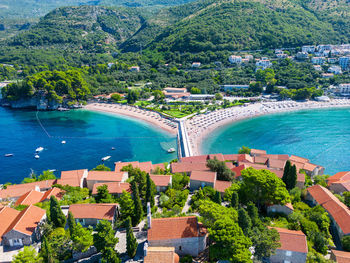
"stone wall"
2,230,32,247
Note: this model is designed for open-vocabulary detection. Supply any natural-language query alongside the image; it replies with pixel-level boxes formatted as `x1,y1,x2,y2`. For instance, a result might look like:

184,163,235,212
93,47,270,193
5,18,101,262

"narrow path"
182,193,193,214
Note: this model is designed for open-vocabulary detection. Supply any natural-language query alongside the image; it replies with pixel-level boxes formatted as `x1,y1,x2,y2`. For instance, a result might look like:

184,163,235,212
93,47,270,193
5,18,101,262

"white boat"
34,154,40,159
111,147,116,150
4,153,13,157
167,148,176,153
101,156,111,161
36,147,44,152
61,141,66,144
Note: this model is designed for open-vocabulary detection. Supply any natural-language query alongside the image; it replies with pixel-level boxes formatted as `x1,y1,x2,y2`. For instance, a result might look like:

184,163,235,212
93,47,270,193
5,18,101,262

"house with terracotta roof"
250,149,267,156
327,171,350,194
1,205,46,247
68,203,118,228
208,153,225,162
180,155,208,163
114,161,164,174
214,180,232,195
268,159,286,170
269,227,308,263
144,246,179,263
40,187,65,202
306,185,350,238
171,162,209,174
267,203,294,216
57,169,87,188
189,171,216,191
86,171,127,190
0,207,21,245
254,156,268,165
150,175,172,192
147,216,207,256
330,249,350,263
91,182,131,197
289,155,324,176
14,190,44,207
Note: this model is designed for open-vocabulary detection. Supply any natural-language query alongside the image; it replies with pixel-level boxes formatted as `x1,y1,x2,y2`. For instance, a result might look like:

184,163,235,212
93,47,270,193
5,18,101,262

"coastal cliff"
8,97,61,110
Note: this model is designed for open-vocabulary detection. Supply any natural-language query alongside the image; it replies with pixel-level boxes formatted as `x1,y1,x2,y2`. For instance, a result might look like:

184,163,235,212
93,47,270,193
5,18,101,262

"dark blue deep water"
202,108,350,175
0,108,177,184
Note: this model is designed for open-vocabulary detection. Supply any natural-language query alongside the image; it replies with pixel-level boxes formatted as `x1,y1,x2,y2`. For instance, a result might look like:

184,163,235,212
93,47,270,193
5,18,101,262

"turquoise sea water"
202,107,350,175
0,107,177,184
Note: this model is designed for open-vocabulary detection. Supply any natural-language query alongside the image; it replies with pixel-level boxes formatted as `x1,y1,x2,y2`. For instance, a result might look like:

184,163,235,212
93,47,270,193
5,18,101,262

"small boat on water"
36,147,44,152
4,153,13,157
61,141,66,144
111,147,116,150
34,154,40,159
167,148,175,153
101,156,111,161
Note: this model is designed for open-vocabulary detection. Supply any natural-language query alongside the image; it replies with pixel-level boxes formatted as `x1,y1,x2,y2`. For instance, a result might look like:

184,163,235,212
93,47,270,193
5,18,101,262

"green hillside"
148,0,348,53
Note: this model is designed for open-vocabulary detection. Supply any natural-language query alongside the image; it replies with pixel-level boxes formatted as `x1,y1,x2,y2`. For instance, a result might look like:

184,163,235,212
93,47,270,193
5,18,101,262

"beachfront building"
306,185,350,239
68,203,119,228
228,55,242,64
187,94,215,101
339,57,350,70
163,87,190,100
339,84,350,95
114,161,165,174
269,228,308,263
1,205,46,247
57,169,88,188
147,216,207,257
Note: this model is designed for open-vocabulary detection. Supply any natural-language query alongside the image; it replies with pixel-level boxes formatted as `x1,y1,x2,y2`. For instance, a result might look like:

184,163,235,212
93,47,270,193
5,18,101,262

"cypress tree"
40,236,55,263
126,217,138,258
282,160,291,189
145,174,155,209
231,191,239,209
288,164,297,190
247,202,259,227
67,211,76,237
238,208,252,235
131,181,143,226
213,191,222,204
49,196,66,228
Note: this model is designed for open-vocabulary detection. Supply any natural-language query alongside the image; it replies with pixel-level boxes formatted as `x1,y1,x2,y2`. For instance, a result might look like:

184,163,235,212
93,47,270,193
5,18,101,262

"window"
179,246,182,251
285,251,292,256
284,261,291,263
271,208,276,212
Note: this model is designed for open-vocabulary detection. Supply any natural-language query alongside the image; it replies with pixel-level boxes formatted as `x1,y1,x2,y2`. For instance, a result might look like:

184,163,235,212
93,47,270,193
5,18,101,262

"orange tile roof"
148,216,204,241
289,155,309,164
268,159,286,170
225,162,234,169
91,182,131,195
331,250,350,263
250,149,267,155
150,175,172,187
231,164,249,178
40,187,65,202
0,180,56,199
87,171,124,182
180,155,208,163
15,190,44,206
223,154,239,161
290,161,305,173
331,180,350,192
328,171,350,185
214,180,232,193
171,162,209,174
0,207,21,241
307,185,333,205
152,163,166,171
303,162,320,172
272,227,308,253
237,154,254,163
114,161,139,172
139,162,153,173
144,247,179,263
190,171,216,183
254,156,268,164
58,169,86,187
69,204,117,220
208,154,225,162
260,154,289,160
4,205,46,236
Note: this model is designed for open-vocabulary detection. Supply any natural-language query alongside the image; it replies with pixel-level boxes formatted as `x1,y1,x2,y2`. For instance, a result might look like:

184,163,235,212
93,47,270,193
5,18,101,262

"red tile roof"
152,163,166,171
114,161,139,172
4,205,46,236
144,247,179,263
237,154,254,163
331,249,350,263
87,171,124,182
40,187,65,202
208,154,225,162
190,171,216,183
307,185,334,205
231,164,249,178
254,156,268,164
139,162,153,174
92,182,131,195
225,162,234,169
272,227,308,253
268,159,286,170
69,204,117,220
0,180,56,199
289,155,309,164
171,162,209,174
0,207,21,241
330,180,350,192
328,171,350,185
303,162,320,172
180,155,208,163
150,175,172,187
58,169,86,187
15,190,44,206
260,154,290,160
223,154,239,161
214,180,232,193
148,216,205,241
250,149,267,155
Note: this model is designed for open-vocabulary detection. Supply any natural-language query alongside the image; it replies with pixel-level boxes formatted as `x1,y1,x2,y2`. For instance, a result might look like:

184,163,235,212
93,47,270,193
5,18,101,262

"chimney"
35,185,40,192
147,202,151,229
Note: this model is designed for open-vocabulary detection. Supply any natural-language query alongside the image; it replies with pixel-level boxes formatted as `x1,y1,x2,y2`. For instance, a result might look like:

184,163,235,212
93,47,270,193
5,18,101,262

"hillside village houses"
255,57,272,70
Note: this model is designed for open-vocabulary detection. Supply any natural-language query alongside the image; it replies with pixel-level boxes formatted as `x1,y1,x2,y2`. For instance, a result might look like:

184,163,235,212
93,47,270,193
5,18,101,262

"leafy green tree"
131,181,144,226
311,231,328,254
101,247,121,263
71,223,94,252
13,246,42,263
172,173,190,190
238,146,251,154
49,196,66,228
126,89,139,104
111,93,122,102
197,200,237,228
92,164,111,171
145,174,155,208
247,202,259,226
231,191,239,209
239,168,290,207
119,191,134,220
215,93,223,100
46,228,72,261
38,170,56,181
344,192,350,208
238,208,252,235
40,237,55,263
190,87,201,94
342,235,350,252
213,191,221,204
93,220,118,253
95,184,114,203
250,227,280,260
207,157,234,181
126,217,138,258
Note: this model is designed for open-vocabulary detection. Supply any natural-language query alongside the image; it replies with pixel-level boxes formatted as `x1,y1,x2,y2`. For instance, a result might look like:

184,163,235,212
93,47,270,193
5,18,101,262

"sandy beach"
186,99,350,156
84,103,178,135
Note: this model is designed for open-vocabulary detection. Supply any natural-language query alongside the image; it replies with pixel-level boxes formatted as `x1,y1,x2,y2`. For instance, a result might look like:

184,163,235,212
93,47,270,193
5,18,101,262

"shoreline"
186,99,350,156
84,103,178,135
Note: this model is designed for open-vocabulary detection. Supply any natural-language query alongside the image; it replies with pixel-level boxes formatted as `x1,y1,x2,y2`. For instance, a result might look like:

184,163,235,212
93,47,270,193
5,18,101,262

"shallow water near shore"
0,107,177,184
202,107,350,175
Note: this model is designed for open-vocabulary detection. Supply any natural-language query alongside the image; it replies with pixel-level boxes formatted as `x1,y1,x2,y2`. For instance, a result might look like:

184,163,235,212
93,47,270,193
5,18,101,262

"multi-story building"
328,65,342,75
339,57,350,70
256,58,272,70
302,45,316,53
228,55,242,64
311,57,326,65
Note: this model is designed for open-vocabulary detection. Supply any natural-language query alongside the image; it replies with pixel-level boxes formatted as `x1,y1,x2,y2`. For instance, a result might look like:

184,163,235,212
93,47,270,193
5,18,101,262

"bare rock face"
8,97,60,110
